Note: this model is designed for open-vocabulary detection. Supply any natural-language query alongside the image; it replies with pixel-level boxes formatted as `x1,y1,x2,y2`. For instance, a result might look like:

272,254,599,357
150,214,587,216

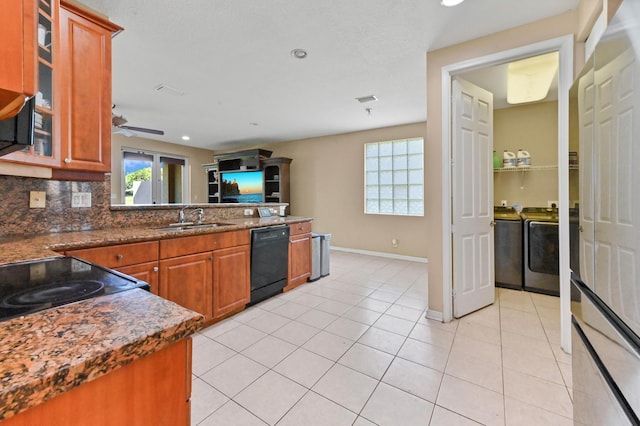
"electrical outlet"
72,192,92,208
29,191,46,208
244,208,253,216
501,200,507,207
548,200,558,208
392,239,399,248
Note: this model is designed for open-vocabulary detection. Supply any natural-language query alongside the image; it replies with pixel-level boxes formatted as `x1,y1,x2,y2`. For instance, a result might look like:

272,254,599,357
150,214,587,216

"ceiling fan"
111,106,164,137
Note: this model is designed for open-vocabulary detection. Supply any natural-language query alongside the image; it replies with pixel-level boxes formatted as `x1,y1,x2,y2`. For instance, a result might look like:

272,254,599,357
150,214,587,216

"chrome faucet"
178,207,204,225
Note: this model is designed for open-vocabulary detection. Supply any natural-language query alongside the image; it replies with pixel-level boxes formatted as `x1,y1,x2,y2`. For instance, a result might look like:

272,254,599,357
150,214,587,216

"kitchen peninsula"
0,211,312,423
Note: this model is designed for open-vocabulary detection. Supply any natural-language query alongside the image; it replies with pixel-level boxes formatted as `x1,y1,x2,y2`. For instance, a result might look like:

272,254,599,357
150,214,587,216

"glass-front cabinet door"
3,0,60,166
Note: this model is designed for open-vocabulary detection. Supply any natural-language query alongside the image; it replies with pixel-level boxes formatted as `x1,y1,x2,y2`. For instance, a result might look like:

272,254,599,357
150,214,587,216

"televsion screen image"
221,171,264,203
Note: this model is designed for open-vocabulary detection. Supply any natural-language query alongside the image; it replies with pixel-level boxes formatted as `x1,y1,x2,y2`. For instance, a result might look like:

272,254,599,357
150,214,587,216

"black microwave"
0,96,35,156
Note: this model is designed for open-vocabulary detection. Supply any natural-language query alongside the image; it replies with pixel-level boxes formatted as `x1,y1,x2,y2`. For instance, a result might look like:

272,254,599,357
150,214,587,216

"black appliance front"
494,207,523,290
0,96,35,156
250,225,289,304
0,256,150,321
523,216,559,296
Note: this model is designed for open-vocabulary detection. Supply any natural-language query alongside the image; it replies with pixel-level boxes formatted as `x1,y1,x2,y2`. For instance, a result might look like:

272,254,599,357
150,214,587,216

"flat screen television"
221,170,264,203
0,96,35,156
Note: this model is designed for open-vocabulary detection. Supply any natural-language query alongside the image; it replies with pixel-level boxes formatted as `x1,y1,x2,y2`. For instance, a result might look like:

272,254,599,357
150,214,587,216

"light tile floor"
191,251,573,426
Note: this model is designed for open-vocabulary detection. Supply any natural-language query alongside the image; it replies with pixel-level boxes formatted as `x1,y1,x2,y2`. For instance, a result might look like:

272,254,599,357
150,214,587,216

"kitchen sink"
155,223,235,232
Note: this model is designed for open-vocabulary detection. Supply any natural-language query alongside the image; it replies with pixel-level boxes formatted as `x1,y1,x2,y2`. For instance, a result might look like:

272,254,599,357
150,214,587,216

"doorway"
440,35,574,352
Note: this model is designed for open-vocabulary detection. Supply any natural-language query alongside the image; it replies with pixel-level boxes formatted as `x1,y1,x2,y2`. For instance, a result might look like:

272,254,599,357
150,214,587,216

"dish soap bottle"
493,151,501,169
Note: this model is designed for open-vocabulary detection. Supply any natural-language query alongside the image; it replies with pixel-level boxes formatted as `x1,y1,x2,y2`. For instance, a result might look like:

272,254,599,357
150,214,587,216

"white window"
365,138,424,216
121,148,189,204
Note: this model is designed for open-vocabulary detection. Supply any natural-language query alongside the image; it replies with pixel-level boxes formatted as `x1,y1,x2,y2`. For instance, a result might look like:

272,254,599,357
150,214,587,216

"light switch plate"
29,191,46,208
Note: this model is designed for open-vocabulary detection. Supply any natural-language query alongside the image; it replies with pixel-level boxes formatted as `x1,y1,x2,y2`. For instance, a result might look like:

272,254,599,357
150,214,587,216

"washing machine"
494,206,523,289
521,207,559,296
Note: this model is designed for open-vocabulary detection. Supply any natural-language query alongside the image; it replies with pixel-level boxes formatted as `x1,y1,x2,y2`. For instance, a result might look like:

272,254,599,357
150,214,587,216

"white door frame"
440,35,574,353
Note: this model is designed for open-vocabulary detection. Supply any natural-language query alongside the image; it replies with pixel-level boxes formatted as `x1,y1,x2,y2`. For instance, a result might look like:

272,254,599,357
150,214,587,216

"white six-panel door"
593,46,640,333
452,77,495,318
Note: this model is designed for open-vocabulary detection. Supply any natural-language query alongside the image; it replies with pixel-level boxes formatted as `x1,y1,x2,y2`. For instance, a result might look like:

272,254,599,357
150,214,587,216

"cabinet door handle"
209,256,213,261
64,158,71,164
115,254,123,260
153,266,159,272
490,221,496,227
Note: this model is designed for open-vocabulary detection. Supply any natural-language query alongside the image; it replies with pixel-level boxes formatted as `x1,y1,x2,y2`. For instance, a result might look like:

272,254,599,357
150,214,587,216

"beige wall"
110,134,216,204
258,122,428,258
425,10,579,313
493,101,559,208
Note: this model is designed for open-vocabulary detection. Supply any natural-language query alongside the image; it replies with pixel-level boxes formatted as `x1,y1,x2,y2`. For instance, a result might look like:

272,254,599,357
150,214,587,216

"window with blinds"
364,138,424,216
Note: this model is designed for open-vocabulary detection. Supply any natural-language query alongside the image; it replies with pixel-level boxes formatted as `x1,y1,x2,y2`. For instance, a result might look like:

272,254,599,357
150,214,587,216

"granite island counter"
0,289,203,423
0,215,313,423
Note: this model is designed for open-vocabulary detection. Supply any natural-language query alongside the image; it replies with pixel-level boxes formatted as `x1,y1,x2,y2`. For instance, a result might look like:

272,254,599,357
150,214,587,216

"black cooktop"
0,256,149,321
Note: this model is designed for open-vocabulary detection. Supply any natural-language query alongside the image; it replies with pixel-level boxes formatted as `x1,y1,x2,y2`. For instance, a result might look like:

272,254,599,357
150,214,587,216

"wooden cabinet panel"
212,245,250,319
287,232,311,291
0,0,37,120
159,252,213,320
67,241,159,268
117,261,159,295
58,5,116,171
3,338,192,426
289,221,312,236
159,230,249,259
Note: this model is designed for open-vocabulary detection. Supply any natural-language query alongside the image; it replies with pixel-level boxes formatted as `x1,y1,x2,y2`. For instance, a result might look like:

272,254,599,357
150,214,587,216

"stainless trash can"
316,233,331,277
309,234,321,281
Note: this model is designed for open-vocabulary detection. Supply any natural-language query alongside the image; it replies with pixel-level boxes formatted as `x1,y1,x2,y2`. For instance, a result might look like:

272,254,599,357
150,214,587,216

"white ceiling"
78,0,578,150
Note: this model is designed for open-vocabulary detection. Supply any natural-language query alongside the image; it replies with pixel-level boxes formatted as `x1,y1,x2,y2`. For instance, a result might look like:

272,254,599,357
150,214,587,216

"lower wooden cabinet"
66,241,160,294
116,261,159,295
159,252,213,321
3,338,192,426
286,222,312,291
212,245,250,319
158,230,251,323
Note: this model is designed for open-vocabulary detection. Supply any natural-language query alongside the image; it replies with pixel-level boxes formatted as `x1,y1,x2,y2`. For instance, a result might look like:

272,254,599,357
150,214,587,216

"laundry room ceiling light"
507,51,559,104
441,0,464,6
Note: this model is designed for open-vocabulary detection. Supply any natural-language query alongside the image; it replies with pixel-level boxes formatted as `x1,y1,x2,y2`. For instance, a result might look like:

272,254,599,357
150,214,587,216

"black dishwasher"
250,225,290,304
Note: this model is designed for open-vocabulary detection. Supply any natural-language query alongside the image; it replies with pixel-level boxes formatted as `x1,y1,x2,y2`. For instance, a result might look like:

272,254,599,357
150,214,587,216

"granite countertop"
0,290,203,420
0,215,313,265
0,215,312,419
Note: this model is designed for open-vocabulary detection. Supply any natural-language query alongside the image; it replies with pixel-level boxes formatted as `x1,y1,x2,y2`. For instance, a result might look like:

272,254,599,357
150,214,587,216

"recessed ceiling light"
356,95,378,103
441,0,464,6
181,135,190,141
290,49,308,59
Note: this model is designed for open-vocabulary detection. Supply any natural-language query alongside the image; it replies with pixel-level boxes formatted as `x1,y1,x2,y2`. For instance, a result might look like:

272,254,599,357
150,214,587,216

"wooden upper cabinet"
58,2,122,172
0,0,37,120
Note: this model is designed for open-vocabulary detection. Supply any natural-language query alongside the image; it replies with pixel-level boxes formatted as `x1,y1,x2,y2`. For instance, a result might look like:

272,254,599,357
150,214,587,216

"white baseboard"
425,309,443,322
331,246,428,263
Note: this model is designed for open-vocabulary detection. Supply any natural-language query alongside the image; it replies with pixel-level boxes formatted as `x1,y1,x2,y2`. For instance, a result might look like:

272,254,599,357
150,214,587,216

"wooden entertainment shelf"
203,149,292,214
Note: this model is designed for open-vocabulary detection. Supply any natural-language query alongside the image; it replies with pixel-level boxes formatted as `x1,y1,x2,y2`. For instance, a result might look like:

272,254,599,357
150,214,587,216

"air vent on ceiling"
356,95,378,103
